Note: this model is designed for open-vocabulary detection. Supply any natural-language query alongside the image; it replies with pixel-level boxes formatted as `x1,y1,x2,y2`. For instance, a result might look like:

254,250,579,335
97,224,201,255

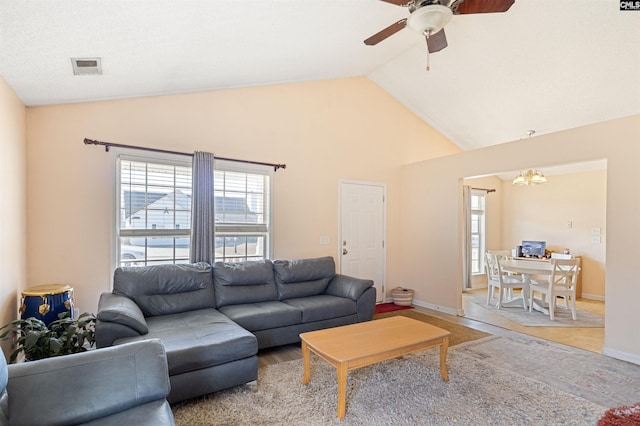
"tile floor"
427,288,604,353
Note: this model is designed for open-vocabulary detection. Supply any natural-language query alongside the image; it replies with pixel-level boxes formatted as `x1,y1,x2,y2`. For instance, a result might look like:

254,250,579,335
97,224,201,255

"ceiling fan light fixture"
406,5,453,36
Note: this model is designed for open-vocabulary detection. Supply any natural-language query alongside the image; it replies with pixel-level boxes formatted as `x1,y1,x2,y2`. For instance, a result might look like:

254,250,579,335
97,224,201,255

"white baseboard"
580,293,605,301
412,299,461,316
602,347,640,365
383,297,465,316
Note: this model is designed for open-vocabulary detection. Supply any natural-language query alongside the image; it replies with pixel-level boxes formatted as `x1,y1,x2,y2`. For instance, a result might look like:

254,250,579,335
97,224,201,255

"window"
213,160,271,262
117,153,192,266
470,190,486,274
115,153,272,267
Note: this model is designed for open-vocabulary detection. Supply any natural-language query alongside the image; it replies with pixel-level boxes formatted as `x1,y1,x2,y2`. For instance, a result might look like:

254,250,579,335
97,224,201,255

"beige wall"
7,73,637,363
24,77,460,314
400,115,640,364
501,170,606,299
0,77,27,355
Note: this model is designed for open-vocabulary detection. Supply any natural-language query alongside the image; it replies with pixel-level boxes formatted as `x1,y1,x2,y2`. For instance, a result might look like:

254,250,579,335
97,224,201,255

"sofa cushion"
213,260,277,308
218,301,302,332
273,256,335,300
283,295,356,323
115,309,257,376
113,263,215,317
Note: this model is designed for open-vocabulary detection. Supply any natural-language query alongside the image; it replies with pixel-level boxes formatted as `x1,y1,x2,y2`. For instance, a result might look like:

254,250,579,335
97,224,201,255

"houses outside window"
117,153,192,267
213,160,271,263
470,190,486,274
115,153,272,267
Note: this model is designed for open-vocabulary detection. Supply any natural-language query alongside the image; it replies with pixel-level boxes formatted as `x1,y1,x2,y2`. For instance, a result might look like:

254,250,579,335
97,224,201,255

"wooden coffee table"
300,316,450,419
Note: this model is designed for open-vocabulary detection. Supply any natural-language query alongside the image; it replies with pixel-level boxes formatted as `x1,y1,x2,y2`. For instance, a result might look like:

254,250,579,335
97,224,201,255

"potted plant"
0,312,96,363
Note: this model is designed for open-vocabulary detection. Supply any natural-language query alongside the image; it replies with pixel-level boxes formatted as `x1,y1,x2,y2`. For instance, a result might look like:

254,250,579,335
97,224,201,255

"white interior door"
339,181,385,303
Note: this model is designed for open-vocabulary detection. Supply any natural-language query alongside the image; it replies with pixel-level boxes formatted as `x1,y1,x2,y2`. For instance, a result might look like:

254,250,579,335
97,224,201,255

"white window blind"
115,153,272,267
213,160,272,262
117,153,192,266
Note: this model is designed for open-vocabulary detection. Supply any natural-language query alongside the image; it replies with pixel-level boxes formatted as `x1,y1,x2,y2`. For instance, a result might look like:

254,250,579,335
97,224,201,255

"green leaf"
24,330,43,348
0,312,96,362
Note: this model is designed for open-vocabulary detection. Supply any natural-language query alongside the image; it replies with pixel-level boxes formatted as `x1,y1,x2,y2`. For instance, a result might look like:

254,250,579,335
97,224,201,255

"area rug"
453,331,640,409
374,302,413,314
468,292,604,327
374,309,490,347
171,331,640,425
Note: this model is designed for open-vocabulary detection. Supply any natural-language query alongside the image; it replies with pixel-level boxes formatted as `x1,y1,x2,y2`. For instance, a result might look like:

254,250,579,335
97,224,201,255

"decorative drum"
20,284,74,325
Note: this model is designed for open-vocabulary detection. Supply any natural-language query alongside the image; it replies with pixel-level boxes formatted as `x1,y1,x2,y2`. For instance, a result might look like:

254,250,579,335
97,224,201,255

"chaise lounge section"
96,256,375,403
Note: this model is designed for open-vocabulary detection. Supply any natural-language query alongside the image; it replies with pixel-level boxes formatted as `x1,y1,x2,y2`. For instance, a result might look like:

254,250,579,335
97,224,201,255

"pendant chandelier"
512,130,547,186
512,169,548,186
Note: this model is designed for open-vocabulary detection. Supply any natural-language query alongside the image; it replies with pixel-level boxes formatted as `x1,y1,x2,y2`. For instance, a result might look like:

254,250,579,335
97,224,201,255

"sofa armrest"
325,274,373,301
96,292,148,348
7,339,173,425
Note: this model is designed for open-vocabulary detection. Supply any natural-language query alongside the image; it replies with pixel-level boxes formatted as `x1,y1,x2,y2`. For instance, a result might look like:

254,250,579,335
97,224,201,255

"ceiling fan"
364,0,515,56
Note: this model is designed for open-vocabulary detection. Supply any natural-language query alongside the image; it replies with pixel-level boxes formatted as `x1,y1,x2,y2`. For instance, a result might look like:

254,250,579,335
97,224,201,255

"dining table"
499,258,553,314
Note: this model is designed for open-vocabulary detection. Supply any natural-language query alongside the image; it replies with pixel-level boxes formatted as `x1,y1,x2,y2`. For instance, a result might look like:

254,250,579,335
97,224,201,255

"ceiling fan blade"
450,0,515,14
426,28,447,53
379,0,412,5
363,19,407,45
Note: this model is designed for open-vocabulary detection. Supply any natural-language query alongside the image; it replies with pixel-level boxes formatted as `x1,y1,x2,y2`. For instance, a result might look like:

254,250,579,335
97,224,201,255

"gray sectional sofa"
96,256,375,403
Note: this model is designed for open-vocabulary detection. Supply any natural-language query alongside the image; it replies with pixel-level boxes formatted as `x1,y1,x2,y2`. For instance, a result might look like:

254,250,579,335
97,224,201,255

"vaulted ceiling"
1,0,638,151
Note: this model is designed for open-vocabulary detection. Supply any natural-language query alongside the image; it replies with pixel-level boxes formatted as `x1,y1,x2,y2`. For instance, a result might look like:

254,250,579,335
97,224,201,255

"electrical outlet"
591,236,601,244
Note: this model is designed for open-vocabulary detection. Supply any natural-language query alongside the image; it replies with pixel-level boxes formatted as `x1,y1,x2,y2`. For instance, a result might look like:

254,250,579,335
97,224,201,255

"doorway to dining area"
460,160,607,353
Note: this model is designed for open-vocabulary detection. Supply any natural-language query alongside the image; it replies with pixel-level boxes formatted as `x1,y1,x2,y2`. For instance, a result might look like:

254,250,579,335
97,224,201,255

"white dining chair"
488,249,522,290
528,258,580,320
485,252,525,309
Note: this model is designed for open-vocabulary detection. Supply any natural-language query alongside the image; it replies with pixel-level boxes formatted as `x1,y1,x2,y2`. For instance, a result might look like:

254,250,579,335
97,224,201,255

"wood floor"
258,291,605,367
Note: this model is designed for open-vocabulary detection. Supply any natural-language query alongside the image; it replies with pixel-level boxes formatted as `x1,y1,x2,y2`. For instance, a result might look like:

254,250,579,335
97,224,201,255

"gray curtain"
462,185,472,290
190,151,215,263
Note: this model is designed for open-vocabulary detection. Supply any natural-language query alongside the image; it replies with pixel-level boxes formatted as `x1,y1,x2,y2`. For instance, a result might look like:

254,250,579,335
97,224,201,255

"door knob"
343,248,348,255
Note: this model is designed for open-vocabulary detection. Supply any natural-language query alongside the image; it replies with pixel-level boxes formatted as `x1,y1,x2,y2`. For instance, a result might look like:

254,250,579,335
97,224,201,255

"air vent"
71,57,102,75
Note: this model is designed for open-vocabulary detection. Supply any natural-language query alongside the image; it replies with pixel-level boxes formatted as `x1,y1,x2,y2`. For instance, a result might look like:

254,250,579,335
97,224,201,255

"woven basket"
391,287,414,306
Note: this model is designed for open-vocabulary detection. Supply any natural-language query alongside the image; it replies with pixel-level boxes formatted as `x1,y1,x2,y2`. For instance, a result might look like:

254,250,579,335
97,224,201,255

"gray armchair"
0,339,174,425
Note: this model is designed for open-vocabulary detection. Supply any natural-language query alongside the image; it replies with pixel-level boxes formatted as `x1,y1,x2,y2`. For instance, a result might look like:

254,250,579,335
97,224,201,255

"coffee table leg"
301,340,311,385
439,336,449,382
337,362,348,419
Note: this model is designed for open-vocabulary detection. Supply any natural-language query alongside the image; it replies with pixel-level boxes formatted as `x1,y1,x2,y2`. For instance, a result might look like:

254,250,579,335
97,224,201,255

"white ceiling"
1,0,639,151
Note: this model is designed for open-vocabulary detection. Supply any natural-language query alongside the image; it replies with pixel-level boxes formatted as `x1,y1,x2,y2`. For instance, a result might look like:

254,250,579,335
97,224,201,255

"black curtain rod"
84,138,286,172
471,187,496,193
